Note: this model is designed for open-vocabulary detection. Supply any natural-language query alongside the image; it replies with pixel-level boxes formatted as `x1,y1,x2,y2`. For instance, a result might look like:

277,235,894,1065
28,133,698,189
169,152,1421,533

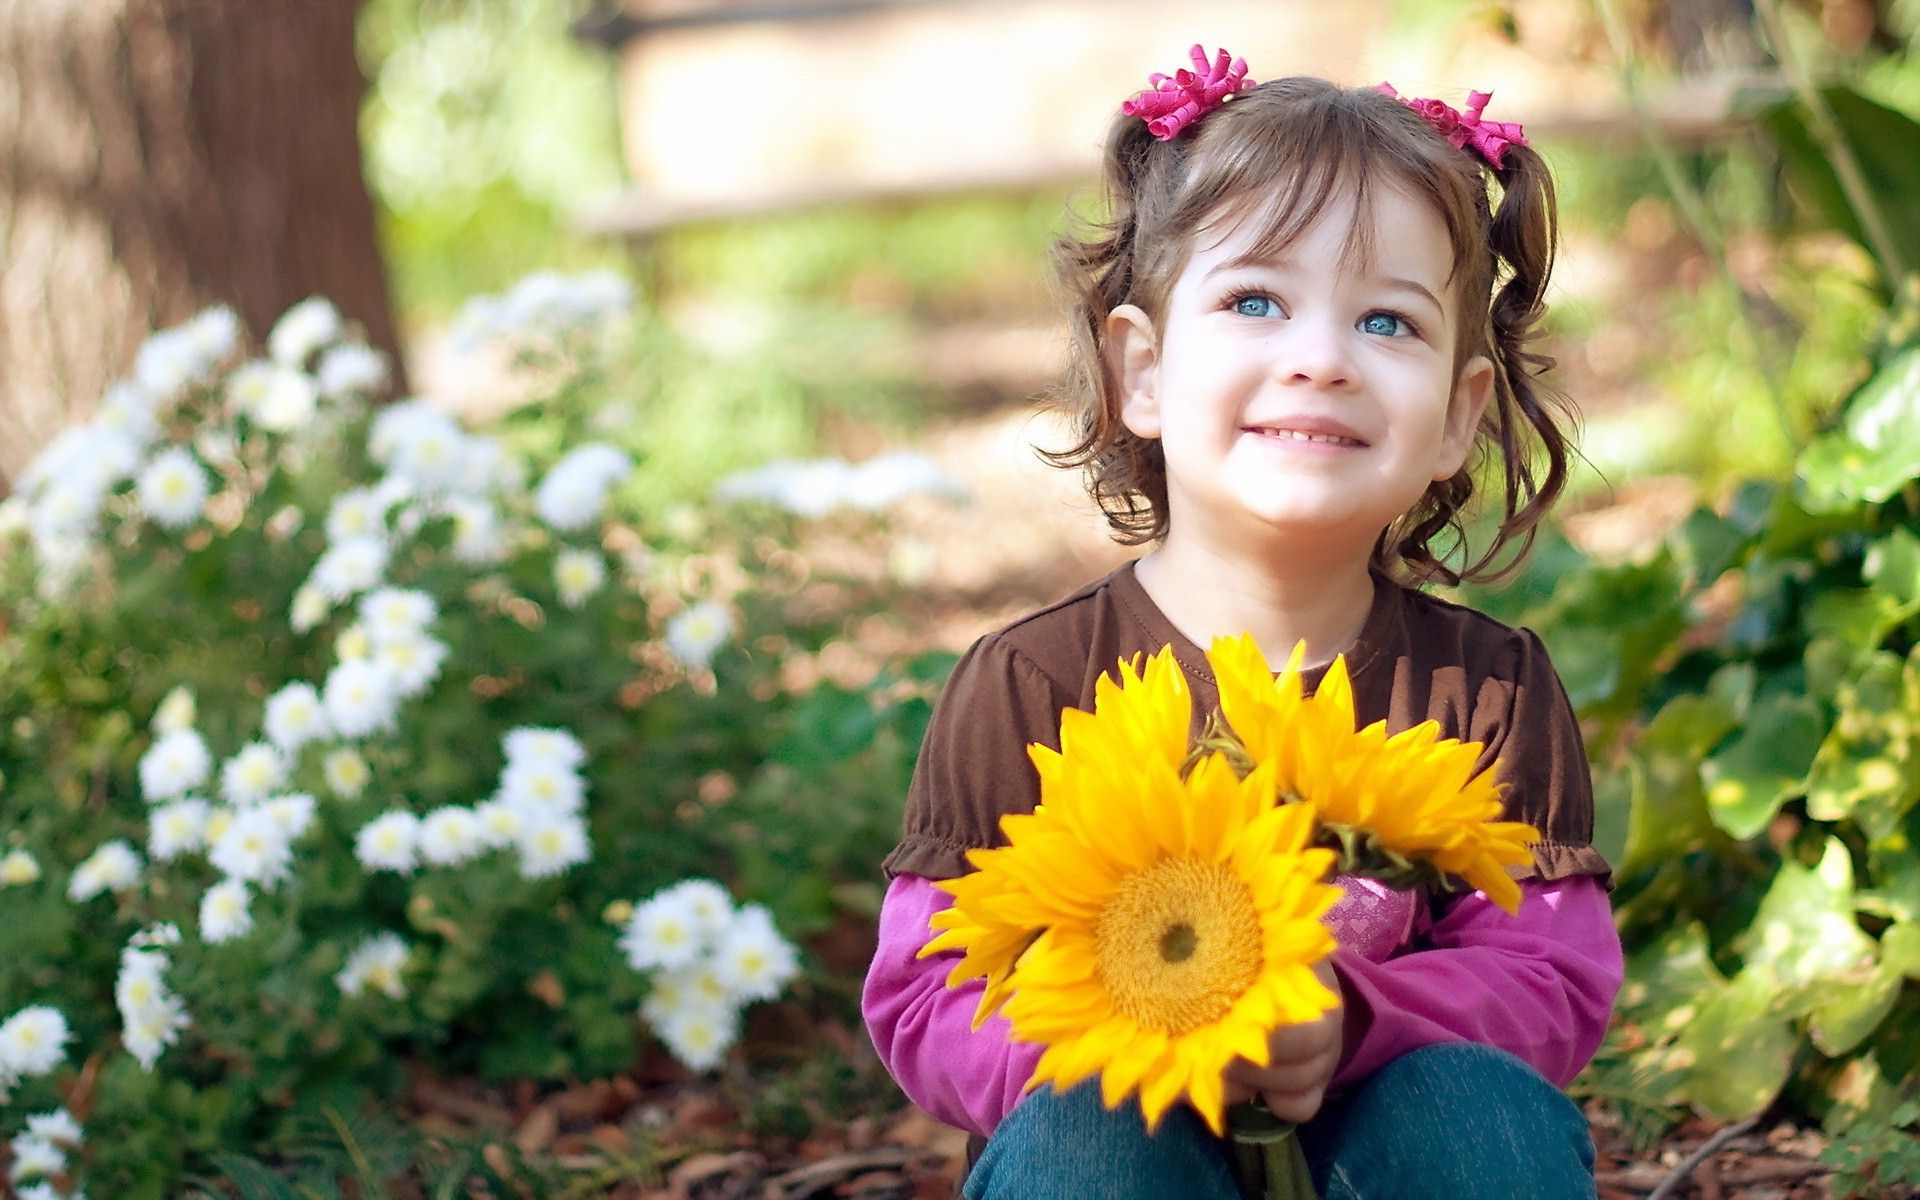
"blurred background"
5,1,1920,1197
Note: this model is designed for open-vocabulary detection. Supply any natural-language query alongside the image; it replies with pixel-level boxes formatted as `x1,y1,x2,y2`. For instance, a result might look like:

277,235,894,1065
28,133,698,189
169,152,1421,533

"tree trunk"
0,0,403,488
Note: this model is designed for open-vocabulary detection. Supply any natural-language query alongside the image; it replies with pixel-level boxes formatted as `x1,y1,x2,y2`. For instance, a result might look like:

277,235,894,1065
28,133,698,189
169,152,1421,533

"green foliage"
0,292,943,1194
1472,83,1920,1180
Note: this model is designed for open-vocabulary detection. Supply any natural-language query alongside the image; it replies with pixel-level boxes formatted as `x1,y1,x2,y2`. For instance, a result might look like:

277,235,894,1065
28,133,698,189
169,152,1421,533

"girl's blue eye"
1360,312,1412,337
1232,293,1281,318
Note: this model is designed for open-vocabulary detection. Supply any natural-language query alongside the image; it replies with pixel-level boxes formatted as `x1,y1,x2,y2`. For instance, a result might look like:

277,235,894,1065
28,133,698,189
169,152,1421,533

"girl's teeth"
1268,429,1359,446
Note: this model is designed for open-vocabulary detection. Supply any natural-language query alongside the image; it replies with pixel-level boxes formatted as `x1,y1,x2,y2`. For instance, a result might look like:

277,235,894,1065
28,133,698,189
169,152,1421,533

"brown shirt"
883,558,1612,891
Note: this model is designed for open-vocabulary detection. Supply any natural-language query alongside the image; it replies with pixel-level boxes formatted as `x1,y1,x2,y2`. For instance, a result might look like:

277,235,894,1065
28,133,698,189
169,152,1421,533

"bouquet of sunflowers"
920,634,1539,1200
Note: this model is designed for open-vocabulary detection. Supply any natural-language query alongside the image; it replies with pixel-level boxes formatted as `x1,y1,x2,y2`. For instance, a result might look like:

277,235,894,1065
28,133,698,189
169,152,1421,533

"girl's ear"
1106,304,1162,439
1435,354,1496,481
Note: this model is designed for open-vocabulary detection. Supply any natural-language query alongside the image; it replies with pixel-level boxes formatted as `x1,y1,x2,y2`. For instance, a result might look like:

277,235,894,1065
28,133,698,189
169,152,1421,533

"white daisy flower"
323,747,371,798
316,343,388,399
391,419,469,494
712,903,800,1003
264,681,329,752
25,1108,82,1147
135,448,210,529
207,807,293,890
263,792,317,840
472,797,524,849
375,632,447,699
7,1133,63,1181
337,932,408,998
139,728,211,802
68,840,142,901
0,1007,70,1078
182,304,241,366
354,810,420,873
619,888,706,972
290,584,331,634
503,727,585,772
443,496,506,564
418,806,485,866
203,807,234,848
358,588,436,644
555,547,607,608
322,659,401,739
17,1181,60,1200
310,535,389,603
513,810,589,879
661,879,736,944
121,990,188,1071
844,451,965,511
96,380,161,447
335,623,373,662
665,601,732,671
655,1004,738,1073
533,444,631,532
454,435,515,497
268,297,343,366
220,741,288,807
148,798,213,861
152,685,196,735
499,759,585,816
368,399,438,464
199,878,253,944
324,487,392,544
227,360,318,432
0,849,40,886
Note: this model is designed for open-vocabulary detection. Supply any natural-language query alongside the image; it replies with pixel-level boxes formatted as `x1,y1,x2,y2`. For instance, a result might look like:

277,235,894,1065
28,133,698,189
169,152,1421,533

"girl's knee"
1309,1043,1594,1199
963,1083,1240,1200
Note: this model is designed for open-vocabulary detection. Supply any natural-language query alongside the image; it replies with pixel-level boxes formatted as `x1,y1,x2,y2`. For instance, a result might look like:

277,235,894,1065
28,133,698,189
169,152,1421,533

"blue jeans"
963,1043,1596,1200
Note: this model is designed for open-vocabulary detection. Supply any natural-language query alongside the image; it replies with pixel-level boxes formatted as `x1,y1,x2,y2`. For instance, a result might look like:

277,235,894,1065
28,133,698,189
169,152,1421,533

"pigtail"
1039,114,1176,544
1398,141,1581,589
1479,144,1578,581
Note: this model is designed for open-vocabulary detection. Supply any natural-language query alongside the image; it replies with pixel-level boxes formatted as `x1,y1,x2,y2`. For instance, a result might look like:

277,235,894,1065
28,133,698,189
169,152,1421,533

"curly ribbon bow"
1123,45,1252,140
1373,83,1529,170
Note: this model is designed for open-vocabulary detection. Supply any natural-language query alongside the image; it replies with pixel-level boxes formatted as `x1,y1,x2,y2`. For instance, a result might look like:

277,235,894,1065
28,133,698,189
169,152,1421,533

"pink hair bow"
1374,83,1528,169
1123,45,1252,141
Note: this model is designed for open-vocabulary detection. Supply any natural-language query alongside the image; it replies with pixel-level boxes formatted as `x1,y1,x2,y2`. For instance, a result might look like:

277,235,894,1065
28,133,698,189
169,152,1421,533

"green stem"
1590,0,1799,453
1751,0,1911,289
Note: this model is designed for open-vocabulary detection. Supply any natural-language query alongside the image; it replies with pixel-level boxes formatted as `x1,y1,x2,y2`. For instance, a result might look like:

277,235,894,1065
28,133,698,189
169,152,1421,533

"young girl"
863,57,1622,1200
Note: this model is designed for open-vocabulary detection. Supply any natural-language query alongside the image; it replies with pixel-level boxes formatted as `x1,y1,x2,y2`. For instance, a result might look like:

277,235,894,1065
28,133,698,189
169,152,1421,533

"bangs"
1168,83,1485,311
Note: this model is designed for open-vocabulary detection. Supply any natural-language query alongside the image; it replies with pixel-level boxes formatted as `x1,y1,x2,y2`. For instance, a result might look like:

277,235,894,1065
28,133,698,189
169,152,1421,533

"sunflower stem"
1226,1100,1322,1200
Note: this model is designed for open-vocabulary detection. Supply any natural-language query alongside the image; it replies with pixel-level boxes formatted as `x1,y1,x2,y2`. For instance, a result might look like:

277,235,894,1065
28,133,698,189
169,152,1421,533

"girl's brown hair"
1041,75,1578,589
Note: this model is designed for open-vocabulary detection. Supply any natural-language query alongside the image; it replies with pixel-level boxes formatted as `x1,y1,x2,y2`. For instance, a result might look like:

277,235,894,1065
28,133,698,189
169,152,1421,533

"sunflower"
1207,632,1539,914
922,648,1344,1136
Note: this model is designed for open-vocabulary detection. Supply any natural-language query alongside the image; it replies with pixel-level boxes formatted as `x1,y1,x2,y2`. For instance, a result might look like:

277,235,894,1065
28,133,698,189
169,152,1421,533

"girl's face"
1105,181,1494,559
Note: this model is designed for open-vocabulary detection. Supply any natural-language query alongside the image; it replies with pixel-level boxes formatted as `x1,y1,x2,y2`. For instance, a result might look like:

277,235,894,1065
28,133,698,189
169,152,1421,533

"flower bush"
0,279,951,1196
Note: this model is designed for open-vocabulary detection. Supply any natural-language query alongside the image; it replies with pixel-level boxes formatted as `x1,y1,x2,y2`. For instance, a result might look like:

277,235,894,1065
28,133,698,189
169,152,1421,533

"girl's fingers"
1260,1085,1326,1126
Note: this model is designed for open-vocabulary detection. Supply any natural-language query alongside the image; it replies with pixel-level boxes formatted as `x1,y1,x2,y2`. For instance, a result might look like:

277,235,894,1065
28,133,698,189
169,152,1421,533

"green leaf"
1676,968,1797,1120
1619,752,1716,881
1796,347,1920,511
1865,528,1920,608
1668,505,1753,591
1881,922,1920,978
1734,837,1876,1006
1758,86,1920,295
1702,694,1827,839
1809,959,1904,1056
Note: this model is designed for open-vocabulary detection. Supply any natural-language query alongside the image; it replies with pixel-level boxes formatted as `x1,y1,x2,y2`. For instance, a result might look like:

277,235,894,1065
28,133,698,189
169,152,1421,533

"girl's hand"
1221,959,1344,1124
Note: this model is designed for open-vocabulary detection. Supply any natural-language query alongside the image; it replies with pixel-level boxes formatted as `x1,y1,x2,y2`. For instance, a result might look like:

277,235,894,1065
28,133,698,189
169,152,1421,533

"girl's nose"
1273,316,1357,389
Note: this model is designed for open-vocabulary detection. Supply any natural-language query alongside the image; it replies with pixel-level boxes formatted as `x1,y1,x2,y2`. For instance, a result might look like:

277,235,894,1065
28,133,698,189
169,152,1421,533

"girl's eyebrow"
1204,255,1444,313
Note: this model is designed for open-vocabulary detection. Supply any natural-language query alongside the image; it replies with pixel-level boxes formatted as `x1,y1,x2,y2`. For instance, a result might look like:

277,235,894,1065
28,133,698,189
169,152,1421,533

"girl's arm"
861,873,1044,1138
863,870,1620,1135
1327,874,1622,1093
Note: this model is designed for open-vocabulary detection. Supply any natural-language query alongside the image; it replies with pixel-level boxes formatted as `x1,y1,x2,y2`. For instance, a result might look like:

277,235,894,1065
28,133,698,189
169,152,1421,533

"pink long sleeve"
861,874,1044,1137
863,872,1621,1136
1327,876,1623,1093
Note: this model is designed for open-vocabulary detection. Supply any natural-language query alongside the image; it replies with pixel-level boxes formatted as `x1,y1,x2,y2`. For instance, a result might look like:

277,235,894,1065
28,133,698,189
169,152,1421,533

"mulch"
395,1052,1903,1200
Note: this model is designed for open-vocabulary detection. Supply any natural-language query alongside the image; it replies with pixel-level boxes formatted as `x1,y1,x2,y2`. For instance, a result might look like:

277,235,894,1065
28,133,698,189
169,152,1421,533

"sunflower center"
1094,856,1263,1035
1160,923,1196,963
